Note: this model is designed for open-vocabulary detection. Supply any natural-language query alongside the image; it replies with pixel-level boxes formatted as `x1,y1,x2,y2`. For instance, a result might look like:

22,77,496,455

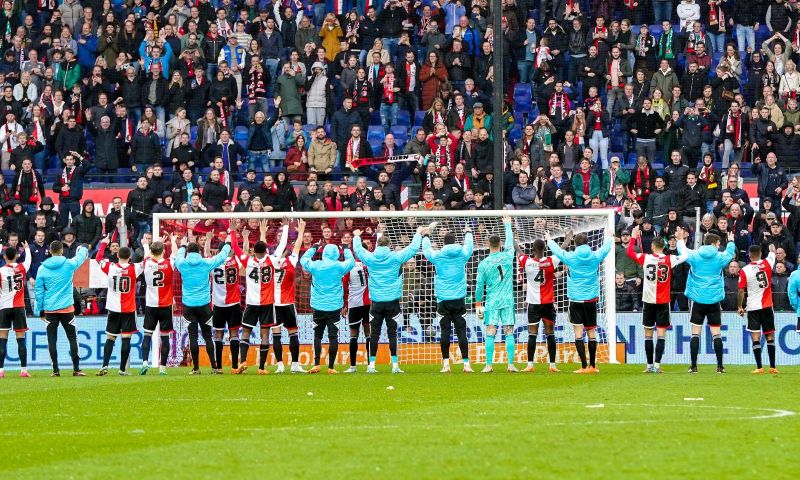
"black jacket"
87,120,119,170
141,75,168,106
54,126,87,157
11,170,44,205
201,179,231,211
73,200,103,247
131,130,162,166
126,186,156,223
52,159,92,202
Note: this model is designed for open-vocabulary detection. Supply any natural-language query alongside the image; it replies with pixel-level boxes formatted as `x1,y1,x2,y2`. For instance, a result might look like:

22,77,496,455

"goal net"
153,209,617,367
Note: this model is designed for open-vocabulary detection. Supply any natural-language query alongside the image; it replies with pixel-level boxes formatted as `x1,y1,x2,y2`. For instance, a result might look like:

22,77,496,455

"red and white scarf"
383,73,396,104
726,111,742,147
593,26,607,48
60,165,76,197
405,62,416,91
346,137,360,166
15,169,38,202
549,92,570,118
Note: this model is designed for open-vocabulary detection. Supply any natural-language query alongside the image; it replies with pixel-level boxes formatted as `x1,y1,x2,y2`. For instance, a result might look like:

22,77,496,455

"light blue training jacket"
352,233,422,303
422,232,474,302
300,244,355,311
788,270,800,316
33,246,89,316
175,243,231,307
677,240,736,304
547,237,613,301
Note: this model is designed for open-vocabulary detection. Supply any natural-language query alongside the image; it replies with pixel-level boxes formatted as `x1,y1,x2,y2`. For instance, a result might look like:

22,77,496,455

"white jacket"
677,3,701,31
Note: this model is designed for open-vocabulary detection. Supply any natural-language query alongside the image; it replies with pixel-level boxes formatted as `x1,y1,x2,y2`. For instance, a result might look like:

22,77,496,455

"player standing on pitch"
546,227,613,373
140,236,178,375
209,230,246,374
787,266,800,339
95,236,146,376
235,221,288,374
737,244,779,374
175,233,232,374
271,219,306,373
519,237,564,373
421,223,474,373
34,240,89,376
628,226,687,373
0,243,31,377
676,227,736,373
353,225,424,374
475,215,517,373
343,243,371,373
299,241,355,374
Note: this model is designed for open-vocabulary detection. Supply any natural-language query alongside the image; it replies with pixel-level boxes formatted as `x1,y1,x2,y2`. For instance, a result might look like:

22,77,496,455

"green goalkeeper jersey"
475,222,515,311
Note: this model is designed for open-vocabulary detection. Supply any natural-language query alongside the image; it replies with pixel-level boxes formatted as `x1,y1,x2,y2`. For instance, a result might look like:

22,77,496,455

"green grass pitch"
1,364,799,479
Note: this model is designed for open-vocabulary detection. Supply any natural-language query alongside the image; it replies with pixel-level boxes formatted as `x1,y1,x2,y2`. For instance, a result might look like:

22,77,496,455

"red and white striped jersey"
739,254,776,311
211,256,242,307
344,261,370,308
243,255,276,306
273,254,298,306
0,253,31,309
519,254,560,305
632,253,682,305
99,260,144,313
142,258,175,308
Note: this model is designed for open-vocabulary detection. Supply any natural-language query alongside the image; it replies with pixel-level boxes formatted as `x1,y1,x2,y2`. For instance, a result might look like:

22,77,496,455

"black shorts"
642,303,671,329
568,301,597,329
747,308,775,334
370,300,402,327
184,305,213,326
212,304,243,330
527,303,557,325
242,304,275,328
143,306,174,334
690,302,722,327
437,298,467,323
313,309,341,327
106,312,138,336
348,305,371,327
0,307,27,332
275,304,298,329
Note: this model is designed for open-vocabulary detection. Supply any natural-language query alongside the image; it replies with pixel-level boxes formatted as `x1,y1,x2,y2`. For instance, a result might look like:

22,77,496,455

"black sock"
349,337,358,366
575,339,587,368
102,338,115,368
0,338,6,368
767,340,776,369
229,337,239,369
159,335,170,367
239,340,250,365
272,334,283,364
259,344,270,369
188,323,200,370
753,342,763,369
655,338,665,363
644,338,654,365
289,333,300,362
690,335,700,368
546,334,556,364
588,339,597,367
141,333,152,363
328,335,339,369
46,323,59,372
527,334,537,363
120,338,131,371
713,335,724,368
214,340,224,370
16,337,26,368
201,329,216,369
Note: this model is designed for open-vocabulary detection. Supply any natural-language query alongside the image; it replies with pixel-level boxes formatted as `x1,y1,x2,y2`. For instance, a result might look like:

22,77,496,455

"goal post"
153,209,618,366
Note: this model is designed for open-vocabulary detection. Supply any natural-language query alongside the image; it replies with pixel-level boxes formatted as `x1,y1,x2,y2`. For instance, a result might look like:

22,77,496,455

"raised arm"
21,242,31,271
351,231,375,264
421,235,436,261
206,242,232,270
273,220,289,259
502,216,514,251
397,230,423,264
299,246,318,273
462,230,474,259
292,219,306,257
68,244,89,270
339,248,355,273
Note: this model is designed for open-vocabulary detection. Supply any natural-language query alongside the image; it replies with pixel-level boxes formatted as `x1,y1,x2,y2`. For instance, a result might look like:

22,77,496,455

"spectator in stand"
202,169,231,211
126,176,156,245
297,179,324,212
51,151,90,230
615,271,641,312
630,97,665,162
130,118,161,174
73,200,102,251
246,110,274,173
571,158,600,207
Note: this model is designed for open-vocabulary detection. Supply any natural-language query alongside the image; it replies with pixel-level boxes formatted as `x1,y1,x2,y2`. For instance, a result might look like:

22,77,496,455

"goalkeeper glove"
476,304,485,321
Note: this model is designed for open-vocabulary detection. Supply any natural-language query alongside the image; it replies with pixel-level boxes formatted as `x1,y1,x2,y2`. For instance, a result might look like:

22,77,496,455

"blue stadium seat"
390,126,408,143
397,110,411,126
367,126,384,144
234,126,248,141
515,98,533,117
371,145,382,156
649,25,663,36
190,126,198,143
414,110,426,126
513,83,532,99
303,124,316,135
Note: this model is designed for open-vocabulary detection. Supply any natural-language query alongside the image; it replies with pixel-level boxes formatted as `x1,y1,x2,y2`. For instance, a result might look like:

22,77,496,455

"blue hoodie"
175,243,231,307
787,270,800,315
422,233,474,302
33,246,88,316
547,237,613,301
300,244,355,311
353,233,422,303
677,240,736,304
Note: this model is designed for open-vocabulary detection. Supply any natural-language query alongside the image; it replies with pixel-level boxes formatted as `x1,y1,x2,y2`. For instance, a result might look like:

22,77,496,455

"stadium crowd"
2,0,800,315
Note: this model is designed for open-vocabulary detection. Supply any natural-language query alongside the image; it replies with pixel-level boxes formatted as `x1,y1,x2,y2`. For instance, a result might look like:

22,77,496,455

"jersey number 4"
645,264,669,283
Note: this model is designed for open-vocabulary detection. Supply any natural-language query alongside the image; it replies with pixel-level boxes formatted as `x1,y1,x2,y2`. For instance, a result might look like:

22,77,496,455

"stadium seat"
414,111,426,126
367,126,384,144
649,25,663,36
234,126,248,141
513,83,532,100
397,110,411,126
390,126,408,143
190,126,198,143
